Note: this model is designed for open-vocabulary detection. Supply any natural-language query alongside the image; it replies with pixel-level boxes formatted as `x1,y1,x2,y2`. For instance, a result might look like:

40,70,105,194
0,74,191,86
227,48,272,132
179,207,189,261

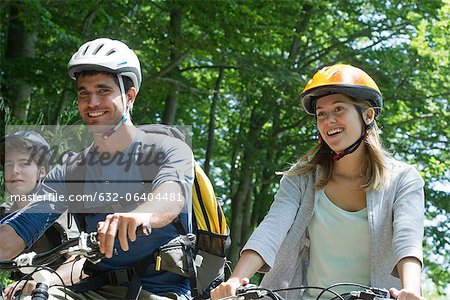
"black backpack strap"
71,254,153,300
171,218,200,298
71,269,141,300
137,124,186,142
65,148,90,231
184,240,199,298
65,149,89,198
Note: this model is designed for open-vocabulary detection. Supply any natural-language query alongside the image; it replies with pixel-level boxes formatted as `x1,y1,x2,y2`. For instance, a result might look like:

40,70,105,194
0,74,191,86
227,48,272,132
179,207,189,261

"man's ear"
364,107,375,125
126,87,137,107
38,166,46,179
125,87,137,112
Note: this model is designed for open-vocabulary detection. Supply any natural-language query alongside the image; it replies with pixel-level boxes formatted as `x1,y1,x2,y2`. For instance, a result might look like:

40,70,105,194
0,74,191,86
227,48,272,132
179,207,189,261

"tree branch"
298,23,410,70
155,77,209,96
180,65,239,73
149,0,169,12
390,113,434,127
273,116,309,135
154,34,208,79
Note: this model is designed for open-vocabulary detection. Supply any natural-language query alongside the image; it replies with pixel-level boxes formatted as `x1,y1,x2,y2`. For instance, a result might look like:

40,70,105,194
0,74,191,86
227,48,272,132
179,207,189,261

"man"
1,131,81,299
0,38,194,300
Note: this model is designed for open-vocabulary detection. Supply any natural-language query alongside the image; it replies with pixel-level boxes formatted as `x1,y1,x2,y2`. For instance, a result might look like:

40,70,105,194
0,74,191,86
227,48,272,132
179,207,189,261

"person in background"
1,131,81,300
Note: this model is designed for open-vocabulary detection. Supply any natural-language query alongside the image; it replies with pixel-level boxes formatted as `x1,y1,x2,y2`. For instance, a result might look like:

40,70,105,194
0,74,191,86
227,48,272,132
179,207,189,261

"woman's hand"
394,257,423,300
3,280,37,299
389,288,424,300
210,277,250,300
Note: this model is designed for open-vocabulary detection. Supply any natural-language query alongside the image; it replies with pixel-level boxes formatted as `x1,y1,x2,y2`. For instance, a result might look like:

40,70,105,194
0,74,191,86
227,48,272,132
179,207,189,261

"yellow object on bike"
193,162,229,256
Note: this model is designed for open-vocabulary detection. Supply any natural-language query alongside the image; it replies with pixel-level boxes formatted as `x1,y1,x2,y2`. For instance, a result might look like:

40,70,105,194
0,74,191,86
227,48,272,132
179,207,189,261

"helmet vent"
82,45,90,55
106,49,116,56
93,44,104,55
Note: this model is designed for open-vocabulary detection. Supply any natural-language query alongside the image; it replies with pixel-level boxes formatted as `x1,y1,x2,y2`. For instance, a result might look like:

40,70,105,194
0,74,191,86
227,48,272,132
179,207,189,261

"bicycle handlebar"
0,226,149,300
221,283,394,300
0,231,101,271
0,225,150,271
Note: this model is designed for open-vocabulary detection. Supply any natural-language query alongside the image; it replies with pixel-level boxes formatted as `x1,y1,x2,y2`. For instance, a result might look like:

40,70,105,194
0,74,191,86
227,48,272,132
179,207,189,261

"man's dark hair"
75,70,134,92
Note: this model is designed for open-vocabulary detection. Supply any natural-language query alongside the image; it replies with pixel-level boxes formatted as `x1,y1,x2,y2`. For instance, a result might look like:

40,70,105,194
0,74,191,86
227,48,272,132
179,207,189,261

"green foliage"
0,270,12,288
1,0,449,293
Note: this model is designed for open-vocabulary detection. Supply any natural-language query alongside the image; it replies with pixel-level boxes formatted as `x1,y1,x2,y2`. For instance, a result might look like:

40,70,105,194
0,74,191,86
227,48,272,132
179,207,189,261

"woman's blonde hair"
285,98,389,191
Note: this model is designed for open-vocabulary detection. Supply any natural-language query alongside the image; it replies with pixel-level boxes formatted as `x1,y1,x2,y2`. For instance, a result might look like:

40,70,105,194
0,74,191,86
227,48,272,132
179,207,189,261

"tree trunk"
251,106,281,228
51,90,70,124
229,147,254,265
162,6,182,125
228,104,268,265
204,67,225,176
288,3,313,63
2,2,38,120
162,88,179,125
241,186,255,243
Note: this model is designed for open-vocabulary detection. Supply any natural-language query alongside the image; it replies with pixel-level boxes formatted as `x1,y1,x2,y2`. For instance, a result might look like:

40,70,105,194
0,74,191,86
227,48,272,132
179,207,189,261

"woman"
211,64,424,300
1,131,81,299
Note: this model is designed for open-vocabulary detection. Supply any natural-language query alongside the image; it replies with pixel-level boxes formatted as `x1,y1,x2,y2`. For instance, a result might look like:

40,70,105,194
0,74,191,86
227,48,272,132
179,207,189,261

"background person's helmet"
3,131,52,171
300,64,382,116
67,38,142,94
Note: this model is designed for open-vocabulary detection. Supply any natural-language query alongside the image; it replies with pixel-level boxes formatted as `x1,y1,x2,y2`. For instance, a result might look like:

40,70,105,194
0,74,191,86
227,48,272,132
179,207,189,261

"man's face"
4,151,42,196
76,73,124,126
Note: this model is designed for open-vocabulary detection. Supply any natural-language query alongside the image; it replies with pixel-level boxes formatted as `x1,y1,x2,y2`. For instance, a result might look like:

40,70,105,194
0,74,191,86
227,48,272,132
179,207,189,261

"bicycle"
0,231,102,300
219,282,394,300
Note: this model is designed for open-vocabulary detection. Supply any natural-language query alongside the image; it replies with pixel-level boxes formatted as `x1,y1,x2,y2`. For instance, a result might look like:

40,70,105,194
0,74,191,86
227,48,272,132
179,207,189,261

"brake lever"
62,227,147,263
350,287,392,300
235,284,269,300
61,232,103,263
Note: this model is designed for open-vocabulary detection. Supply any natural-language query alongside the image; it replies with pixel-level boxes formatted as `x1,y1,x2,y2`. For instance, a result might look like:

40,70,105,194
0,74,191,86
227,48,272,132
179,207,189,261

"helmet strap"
332,120,374,161
318,133,323,143
101,75,129,140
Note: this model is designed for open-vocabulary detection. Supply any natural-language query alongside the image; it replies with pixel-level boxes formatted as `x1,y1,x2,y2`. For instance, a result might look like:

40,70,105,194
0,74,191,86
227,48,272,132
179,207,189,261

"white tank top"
305,189,370,299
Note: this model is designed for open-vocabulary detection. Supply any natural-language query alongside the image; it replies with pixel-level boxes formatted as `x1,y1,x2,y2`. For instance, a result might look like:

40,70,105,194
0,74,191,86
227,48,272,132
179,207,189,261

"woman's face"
315,94,364,153
4,151,43,196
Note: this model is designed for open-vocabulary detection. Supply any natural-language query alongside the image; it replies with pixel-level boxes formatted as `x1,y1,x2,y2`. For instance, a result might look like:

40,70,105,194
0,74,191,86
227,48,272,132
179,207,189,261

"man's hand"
3,280,37,300
97,213,152,258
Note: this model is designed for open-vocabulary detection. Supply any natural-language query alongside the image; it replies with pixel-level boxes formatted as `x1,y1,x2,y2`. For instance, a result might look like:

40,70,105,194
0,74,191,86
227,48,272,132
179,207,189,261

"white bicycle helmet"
68,38,142,139
67,38,142,93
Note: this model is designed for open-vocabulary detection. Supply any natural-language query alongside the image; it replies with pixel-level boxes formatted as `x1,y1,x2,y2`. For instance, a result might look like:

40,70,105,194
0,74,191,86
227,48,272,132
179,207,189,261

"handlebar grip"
31,283,49,300
136,224,151,236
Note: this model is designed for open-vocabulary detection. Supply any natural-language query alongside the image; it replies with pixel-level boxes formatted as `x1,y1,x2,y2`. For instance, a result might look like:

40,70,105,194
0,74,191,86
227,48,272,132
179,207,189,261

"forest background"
1,0,449,297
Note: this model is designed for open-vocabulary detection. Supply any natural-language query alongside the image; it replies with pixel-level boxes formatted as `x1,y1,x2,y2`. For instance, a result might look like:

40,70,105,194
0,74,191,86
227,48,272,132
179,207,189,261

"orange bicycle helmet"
300,64,382,116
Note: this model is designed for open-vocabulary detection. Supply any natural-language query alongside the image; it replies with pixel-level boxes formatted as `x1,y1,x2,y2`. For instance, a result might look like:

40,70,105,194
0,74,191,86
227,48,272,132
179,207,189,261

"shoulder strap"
137,124,186,142
137,124,187,193
65,149,89,197
65,148,90,232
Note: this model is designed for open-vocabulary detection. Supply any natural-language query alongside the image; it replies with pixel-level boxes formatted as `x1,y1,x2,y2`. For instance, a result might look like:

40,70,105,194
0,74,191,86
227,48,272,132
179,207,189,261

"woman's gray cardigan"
242,158,424,300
